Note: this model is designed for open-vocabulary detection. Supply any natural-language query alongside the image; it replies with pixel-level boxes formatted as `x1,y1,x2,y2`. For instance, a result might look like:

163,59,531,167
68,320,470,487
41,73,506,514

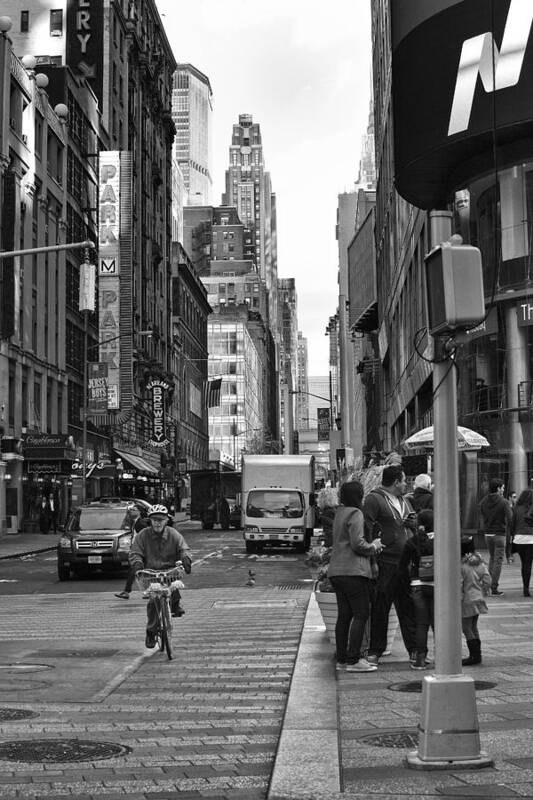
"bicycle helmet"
148,503,169,518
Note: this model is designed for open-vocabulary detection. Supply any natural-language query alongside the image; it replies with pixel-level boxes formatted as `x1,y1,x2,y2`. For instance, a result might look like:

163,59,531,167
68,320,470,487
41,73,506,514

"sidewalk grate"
0,739,131,763
0,708,39,721
359,729,419,749
276,584,304,590
388,680,497,693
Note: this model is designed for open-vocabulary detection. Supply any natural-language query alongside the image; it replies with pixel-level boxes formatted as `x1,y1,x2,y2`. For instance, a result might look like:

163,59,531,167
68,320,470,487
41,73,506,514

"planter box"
315,591,337,644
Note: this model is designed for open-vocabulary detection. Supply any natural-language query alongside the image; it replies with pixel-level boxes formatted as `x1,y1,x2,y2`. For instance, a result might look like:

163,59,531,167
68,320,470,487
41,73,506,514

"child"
461,536,491,666
399,509,435,670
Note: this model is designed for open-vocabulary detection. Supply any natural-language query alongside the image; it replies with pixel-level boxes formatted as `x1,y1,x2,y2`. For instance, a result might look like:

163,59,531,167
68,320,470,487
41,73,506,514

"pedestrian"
398,509,435,670
39,495,52,534
363,464,418,665
461,536,491,666
506,490,518,564
317,486,339,547
328,479,385,672
115,507,150,600
478,478,512,596
129,504,192,648
408,473,434,512
510,488,533,597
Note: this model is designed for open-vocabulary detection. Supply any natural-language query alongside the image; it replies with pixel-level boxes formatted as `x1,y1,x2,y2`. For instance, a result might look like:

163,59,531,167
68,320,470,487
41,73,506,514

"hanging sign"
147,378,171,447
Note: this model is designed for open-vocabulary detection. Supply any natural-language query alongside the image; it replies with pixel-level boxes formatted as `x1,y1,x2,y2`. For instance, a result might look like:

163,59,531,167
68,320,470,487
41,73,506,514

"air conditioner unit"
22,134,28,144
50,29,62,36
9,118,15,128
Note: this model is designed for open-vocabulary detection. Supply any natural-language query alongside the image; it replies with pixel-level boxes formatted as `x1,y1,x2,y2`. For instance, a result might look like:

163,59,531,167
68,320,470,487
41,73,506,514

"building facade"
172,63,212,207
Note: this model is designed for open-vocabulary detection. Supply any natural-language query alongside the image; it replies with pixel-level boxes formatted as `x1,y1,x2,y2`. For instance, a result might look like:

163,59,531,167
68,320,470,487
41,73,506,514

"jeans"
462,614,480,640
515,544,533,590
368,560,417,657
147,588,181,632
330,575,371,664
486,534,506,590
411,585,434,657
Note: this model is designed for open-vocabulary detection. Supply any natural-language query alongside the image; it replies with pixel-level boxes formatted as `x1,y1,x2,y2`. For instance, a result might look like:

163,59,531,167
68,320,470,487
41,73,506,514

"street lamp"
289,389,334,429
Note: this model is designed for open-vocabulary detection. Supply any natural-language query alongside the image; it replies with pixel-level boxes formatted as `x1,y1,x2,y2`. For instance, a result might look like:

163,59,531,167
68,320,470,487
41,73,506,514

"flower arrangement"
305,545,334,592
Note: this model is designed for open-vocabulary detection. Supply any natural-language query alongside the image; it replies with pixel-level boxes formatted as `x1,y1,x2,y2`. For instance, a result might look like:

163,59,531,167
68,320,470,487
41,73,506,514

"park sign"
391,0,533,209
146,378,171,448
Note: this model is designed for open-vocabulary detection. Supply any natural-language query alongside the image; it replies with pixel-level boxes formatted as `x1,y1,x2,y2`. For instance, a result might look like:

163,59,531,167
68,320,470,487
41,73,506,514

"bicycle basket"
135,566,185,593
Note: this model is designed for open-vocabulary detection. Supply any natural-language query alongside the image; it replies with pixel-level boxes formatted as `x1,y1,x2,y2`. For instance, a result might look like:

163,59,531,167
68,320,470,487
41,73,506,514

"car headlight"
58,536,72,549
117,533,133,551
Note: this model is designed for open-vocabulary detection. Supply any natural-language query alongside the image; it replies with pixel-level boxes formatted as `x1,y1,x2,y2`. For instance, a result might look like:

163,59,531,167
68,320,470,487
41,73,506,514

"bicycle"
135,563,185,660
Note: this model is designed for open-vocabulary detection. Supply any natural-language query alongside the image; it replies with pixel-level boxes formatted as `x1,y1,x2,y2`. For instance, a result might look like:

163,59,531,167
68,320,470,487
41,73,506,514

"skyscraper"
222,114,278,336
172,64,212,206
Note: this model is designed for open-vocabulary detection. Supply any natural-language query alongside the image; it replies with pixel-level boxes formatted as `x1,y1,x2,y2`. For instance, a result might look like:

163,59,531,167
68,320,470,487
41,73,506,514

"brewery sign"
146,378,170,447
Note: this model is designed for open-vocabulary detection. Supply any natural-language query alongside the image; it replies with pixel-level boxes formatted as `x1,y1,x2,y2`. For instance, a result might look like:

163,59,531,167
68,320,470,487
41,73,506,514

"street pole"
81,310,89,505
407,210,492,770
0,240,94,259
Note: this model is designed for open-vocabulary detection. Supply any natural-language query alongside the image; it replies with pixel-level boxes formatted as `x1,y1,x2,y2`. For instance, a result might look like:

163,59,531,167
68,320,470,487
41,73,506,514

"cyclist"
129,504,192,649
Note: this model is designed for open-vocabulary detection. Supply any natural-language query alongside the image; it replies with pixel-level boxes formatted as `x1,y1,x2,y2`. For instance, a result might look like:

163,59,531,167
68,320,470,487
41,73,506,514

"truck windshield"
246,490,304,519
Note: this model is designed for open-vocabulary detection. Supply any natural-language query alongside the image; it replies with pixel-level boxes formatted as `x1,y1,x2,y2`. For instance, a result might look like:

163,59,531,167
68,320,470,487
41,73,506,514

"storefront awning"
114,450,159,475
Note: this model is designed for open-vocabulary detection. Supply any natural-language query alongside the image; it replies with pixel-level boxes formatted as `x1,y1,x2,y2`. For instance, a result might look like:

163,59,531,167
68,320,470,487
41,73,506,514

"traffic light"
425,237,485,336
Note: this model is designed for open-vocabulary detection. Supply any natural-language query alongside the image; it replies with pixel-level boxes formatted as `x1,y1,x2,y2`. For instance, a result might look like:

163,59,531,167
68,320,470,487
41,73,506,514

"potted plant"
306,546,337,644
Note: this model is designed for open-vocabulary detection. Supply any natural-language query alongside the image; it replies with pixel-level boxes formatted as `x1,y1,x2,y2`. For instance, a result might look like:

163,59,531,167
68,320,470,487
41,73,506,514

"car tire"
58,561,71,581
245,541,257,554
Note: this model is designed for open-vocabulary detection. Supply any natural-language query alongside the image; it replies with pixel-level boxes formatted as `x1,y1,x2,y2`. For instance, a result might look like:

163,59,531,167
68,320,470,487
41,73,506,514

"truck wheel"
202,520,214,530
245,541,257,554
57,561,71,581
221,515,230,530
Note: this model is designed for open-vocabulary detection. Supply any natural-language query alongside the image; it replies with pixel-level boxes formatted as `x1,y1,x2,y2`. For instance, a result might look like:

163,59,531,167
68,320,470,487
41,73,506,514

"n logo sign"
448,0,533,135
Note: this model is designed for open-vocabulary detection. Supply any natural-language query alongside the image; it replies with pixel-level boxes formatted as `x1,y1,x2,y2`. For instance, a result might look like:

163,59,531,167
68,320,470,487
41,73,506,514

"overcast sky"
155,0,372,375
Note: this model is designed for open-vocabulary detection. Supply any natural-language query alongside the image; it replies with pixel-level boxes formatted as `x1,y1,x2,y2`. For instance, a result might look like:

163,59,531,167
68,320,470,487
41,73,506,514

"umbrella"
403,425,490,451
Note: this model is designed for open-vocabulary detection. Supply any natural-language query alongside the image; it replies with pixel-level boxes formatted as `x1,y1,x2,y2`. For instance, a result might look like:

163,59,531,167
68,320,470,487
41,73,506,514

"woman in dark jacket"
328,480,384,673
317,487,338,547
511,489,533,596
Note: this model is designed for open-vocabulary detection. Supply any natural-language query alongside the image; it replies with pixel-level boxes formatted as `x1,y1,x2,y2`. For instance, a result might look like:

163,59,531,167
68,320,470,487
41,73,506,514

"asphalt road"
0,523,315,595
0,526,314,799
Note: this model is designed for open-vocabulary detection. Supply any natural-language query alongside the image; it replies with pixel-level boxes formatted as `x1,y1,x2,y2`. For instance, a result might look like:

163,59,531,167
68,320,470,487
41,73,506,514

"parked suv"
57,501,136,581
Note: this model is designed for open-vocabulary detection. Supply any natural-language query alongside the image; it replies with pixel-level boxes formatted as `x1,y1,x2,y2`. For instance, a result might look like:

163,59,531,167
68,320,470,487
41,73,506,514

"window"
50,9,63,36
21,10,29,32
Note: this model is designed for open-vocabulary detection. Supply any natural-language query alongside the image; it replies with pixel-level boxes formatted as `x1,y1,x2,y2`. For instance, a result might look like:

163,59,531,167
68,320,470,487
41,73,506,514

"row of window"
20,9,63,36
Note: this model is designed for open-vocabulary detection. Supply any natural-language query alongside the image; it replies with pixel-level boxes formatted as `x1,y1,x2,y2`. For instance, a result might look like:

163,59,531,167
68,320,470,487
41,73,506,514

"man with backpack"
479,478,512,596
399,509,435,670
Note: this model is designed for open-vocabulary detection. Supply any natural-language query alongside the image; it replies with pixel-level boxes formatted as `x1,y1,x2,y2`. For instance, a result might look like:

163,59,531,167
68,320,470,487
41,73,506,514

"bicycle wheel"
153,597,165,652
160,600,173,660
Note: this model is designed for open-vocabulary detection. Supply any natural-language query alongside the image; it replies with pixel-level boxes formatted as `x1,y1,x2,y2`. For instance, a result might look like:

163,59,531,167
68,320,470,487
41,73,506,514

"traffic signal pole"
407,210,492,769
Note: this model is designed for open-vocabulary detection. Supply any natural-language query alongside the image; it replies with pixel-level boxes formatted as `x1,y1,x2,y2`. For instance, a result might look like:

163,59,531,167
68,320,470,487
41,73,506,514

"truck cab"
241,455,315,553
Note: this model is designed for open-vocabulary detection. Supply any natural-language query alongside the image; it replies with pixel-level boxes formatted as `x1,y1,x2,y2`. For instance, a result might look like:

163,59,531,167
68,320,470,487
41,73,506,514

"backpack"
418,554,434,582
417,531,434,582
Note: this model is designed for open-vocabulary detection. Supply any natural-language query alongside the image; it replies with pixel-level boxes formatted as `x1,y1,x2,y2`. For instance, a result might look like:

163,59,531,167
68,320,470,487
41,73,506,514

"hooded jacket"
479,492,512,535
410,488,434,512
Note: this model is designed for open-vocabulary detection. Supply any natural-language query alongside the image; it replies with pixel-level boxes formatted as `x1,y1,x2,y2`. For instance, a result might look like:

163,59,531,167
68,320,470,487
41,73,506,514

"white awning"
114,450,159,475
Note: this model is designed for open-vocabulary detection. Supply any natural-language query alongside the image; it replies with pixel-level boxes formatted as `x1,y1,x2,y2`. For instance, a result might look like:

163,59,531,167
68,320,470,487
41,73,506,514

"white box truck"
241,454,316,553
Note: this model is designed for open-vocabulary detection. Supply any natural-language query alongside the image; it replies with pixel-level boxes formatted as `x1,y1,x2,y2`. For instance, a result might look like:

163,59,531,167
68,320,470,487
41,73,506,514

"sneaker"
366,654,379,666
346,659,378,673
492,589,505,596
145,630,156,649
114,591,130,600
335,662,347,671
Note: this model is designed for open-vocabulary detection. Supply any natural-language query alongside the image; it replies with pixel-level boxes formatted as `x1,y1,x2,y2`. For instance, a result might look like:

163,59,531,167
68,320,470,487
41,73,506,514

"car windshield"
246,490,304,519
69,508,131,532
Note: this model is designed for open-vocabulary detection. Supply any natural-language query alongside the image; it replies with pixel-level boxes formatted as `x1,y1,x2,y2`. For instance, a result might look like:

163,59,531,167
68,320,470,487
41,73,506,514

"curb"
0,545,56,561
268,592,340,799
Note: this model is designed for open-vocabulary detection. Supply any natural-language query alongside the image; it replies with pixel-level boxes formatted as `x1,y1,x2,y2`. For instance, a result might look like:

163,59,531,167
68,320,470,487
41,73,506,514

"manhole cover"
0,708,39,721
32,649,120,659
0,739,130,763
0,664,52,673
360,730,419,749
388,680,497,693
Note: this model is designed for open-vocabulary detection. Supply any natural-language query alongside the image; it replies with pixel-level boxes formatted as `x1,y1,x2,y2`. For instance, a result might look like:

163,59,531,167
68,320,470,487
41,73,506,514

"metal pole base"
405,674,494,770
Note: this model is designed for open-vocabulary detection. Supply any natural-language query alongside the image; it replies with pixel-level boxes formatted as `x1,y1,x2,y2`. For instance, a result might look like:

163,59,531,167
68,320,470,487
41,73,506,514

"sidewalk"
270,556,533,799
